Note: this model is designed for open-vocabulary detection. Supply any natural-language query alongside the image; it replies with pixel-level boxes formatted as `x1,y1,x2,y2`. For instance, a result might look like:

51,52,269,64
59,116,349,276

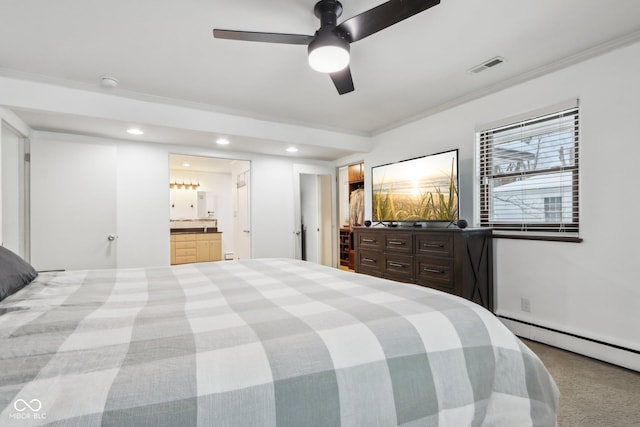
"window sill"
492,233,582,243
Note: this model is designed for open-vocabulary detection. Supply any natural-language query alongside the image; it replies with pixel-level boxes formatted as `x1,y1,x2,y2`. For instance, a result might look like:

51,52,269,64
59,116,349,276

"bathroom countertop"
170,219,219,234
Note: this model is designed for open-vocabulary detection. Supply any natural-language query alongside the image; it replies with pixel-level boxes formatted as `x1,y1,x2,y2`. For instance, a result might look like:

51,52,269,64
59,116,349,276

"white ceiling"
2,0,640,160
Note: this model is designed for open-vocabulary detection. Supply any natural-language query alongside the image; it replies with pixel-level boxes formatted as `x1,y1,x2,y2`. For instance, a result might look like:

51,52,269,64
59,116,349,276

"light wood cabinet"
348,163,364,182
171,233,222,265
170,234,176,264
173,233,198,264
196,233,222,262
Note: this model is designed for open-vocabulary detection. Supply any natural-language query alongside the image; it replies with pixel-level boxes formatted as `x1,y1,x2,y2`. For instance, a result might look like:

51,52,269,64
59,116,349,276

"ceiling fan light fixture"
308,32,350,73
213,0,441,93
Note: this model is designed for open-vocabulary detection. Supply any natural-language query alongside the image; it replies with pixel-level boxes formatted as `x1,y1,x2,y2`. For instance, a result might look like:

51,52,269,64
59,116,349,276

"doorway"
293,164,334,267
169,154,251,260
337,161,364,271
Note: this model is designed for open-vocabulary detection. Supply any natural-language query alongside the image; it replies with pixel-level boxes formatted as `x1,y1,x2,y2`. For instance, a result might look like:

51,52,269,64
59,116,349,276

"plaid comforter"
1,258,558,426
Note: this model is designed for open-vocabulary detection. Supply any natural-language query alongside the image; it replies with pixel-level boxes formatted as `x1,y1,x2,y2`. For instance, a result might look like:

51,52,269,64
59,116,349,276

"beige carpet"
523,339,640,427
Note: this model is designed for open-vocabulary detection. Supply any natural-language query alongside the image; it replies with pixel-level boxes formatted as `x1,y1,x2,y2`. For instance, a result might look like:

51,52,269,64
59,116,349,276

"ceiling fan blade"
213,29,314,45
330,67,355,95
336,0,440,43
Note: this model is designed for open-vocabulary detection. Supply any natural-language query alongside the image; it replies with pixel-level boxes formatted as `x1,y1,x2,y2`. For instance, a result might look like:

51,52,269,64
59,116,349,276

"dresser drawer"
384,254,413,282
384,233,412,254
415,233,453,257
356,249,384,276
415,255,453,289
356,232,383,250
174,234,196,242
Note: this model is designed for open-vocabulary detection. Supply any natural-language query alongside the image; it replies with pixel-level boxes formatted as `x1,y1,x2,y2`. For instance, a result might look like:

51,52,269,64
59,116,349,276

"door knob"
107,235,117,241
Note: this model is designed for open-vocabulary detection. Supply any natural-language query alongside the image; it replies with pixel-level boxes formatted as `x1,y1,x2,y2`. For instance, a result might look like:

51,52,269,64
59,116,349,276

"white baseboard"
499,317,640,372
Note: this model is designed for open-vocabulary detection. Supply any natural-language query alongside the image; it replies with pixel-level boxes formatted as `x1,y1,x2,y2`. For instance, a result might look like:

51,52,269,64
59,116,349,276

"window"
477,102,580,241
544,196,562,222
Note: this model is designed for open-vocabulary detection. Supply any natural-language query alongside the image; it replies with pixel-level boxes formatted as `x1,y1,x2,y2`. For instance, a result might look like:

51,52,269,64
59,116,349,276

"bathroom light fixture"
286,147,299,153
169,181,200,190
216,138,230,145
127,128,144,135
307,28,350,73
182,162,191,167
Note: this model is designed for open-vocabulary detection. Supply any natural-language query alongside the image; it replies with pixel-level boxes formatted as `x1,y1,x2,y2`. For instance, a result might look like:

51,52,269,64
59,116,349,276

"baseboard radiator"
498,315,640,372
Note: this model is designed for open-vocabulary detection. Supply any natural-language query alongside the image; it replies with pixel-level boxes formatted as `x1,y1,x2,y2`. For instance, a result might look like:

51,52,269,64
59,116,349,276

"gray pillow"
0,246,38,301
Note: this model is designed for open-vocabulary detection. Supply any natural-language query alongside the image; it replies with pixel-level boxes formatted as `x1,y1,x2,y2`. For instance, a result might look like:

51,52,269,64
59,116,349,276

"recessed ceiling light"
127,128,144,135
286,147,298,153
182,162,190,167
100,76,119,88
216,138,230,145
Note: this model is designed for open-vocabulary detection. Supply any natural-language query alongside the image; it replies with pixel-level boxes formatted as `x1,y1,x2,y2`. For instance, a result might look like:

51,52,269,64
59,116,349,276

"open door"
293,165,335,267
234,168,251,259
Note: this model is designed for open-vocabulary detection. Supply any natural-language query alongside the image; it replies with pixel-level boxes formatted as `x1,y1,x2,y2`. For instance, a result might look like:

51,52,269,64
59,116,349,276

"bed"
1,254,558,426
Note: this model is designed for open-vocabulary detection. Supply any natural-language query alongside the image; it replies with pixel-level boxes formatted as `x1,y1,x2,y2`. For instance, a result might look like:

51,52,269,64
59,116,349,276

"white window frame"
476,100,581,242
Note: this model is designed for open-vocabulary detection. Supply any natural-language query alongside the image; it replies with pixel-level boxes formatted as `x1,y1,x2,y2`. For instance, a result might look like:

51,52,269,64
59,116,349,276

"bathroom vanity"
170,219,222,265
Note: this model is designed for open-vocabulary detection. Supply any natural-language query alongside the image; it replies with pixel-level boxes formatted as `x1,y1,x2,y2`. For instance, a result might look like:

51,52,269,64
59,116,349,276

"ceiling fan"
213,0,441,95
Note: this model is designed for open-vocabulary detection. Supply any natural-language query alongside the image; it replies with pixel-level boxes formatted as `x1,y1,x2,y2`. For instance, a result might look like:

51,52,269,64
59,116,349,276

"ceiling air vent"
468,56,505,74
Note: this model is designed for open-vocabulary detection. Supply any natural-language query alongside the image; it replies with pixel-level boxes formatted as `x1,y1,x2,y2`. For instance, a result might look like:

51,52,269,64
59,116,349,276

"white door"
318,174,332,266
31,139,117,271
1,123,26,257
300,174,319,263
234,169,251,259
293,165,335,267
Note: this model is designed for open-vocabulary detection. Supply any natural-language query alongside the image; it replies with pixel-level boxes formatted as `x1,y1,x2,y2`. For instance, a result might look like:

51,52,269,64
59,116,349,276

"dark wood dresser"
353,226,493,311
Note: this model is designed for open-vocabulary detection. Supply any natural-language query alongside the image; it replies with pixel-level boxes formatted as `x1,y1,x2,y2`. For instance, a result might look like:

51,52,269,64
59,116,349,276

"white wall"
339,41,640,369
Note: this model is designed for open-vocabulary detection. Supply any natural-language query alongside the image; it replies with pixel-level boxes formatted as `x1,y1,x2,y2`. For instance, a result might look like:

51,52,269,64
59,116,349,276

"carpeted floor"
522,339,640,427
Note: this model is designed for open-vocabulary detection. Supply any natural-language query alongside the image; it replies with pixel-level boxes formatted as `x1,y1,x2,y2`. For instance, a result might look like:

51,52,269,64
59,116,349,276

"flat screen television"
372,149,459,223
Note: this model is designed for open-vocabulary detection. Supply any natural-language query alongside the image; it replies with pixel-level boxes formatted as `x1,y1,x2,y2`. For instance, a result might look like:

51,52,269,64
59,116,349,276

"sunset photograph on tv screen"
372,150,458,222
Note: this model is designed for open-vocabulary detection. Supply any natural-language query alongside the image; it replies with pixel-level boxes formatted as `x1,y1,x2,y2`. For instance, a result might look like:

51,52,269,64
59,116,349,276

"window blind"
477,103,580,240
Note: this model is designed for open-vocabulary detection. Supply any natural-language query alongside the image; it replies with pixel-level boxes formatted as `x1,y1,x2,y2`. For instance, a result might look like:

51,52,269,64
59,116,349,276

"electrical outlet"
521,298,531,313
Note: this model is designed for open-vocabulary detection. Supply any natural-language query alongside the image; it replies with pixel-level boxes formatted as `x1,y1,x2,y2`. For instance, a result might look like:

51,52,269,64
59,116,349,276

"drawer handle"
388,262,406,268
362,238,377,243
423,243,444,248
363,258,377,264
388,241,405,246
423,267,444,274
